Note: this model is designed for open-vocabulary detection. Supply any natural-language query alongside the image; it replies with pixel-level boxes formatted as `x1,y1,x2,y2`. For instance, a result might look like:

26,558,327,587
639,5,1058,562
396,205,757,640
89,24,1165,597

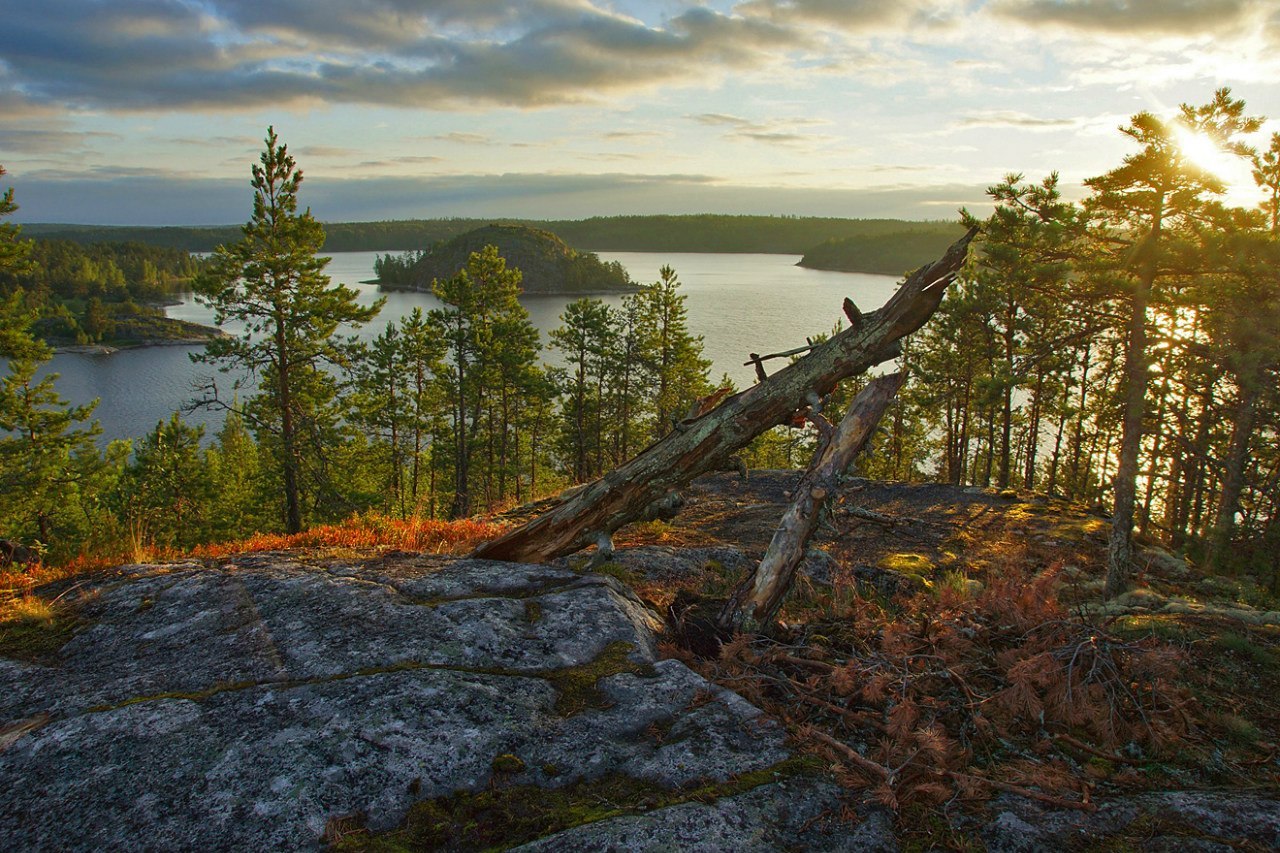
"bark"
718,373,905,632
1207,381,1260,573
471,228,976,563
1106,214,1161,599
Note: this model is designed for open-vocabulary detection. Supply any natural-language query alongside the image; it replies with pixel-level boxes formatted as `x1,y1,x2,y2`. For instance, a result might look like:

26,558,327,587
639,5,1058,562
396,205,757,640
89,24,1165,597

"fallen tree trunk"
472,228,976,564
718,372,905,633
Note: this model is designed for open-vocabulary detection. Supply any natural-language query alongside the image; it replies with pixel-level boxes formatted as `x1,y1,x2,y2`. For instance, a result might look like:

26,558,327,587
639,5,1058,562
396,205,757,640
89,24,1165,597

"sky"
4,0,1280,226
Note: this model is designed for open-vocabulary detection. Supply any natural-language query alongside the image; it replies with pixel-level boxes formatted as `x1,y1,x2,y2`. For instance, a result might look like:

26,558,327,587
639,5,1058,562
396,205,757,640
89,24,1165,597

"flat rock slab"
0,554,822,851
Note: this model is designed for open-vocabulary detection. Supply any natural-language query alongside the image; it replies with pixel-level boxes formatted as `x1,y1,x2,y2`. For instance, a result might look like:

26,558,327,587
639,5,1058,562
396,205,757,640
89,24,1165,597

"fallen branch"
945,770,1097,812
809,729,892,780
719,373,906,632
471,229,975,564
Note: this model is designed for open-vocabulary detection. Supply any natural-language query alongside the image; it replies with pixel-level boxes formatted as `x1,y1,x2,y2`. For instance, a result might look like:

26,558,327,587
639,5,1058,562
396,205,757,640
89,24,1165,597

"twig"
795,691,888,732
944,770,1096,812
810,730,891,780
773,653,836,674
1052,732,1145,766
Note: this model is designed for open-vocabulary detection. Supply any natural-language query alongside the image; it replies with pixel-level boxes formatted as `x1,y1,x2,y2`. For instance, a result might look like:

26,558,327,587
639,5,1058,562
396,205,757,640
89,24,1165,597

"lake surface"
45,252,900,444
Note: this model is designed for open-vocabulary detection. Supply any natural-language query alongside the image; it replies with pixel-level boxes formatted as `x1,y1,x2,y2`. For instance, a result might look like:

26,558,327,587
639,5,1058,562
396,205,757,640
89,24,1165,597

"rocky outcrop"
0,553,844,851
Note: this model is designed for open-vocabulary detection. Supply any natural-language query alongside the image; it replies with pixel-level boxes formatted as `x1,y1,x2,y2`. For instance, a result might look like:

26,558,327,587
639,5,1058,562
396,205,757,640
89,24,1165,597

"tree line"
843,89,1279,594
5,91,1279,599
0,136,713,561
24,215,962,267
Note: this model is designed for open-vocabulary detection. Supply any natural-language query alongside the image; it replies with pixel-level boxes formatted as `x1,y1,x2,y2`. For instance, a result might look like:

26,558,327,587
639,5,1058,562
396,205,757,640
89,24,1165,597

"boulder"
0,553,839,851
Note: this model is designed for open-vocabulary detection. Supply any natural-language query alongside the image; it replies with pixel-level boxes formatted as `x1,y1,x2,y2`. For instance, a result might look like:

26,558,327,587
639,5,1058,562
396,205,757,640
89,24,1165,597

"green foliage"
379,224,633,294
117,414,214,551
193,127,382,533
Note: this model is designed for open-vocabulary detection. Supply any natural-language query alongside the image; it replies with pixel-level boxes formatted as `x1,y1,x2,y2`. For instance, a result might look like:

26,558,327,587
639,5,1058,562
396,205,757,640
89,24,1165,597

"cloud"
688,113,833,147
953,110,1080,130
990,0,1262,36
736,0,962,31
1,0,800,112
0,128,122,153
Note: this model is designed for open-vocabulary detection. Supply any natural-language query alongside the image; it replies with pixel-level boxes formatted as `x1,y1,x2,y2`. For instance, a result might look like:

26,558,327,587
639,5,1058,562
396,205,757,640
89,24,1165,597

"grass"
337,756,819,852
0,592,85,663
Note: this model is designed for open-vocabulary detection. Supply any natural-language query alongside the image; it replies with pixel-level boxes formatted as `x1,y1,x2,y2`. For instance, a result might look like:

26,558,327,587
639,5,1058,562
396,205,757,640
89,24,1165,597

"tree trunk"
1106,215,1160,599
1207,382,1259,572
718,373,905,632
471,229,975,563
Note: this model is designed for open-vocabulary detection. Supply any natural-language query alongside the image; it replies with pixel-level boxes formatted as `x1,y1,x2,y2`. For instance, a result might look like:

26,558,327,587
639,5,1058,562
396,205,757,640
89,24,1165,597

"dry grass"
192,514,508,559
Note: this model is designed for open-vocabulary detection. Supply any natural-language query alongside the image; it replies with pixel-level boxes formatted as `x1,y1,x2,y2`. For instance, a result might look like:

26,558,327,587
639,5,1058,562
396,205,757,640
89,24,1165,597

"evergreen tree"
118,413,213,550
550,298,611,482
428,245,537,517
0,292,102,553
636,265,711,438
193,127,381,533
1083,89,1260,597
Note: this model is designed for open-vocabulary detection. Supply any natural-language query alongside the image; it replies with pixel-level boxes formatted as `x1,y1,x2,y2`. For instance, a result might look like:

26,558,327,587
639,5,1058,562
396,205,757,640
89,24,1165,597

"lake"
44,252,901,444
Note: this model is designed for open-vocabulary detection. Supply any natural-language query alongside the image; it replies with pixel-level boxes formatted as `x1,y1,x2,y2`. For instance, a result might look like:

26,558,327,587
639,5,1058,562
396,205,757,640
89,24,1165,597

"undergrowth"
664,564,1279,829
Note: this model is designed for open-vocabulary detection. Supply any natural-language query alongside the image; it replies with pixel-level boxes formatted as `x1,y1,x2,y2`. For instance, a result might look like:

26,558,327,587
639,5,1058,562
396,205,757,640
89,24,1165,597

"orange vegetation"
192,515,507,559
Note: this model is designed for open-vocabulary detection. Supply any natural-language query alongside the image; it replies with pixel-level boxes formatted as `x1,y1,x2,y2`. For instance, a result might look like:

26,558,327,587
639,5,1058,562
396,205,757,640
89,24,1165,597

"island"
372,223,637,294
797,224,968,276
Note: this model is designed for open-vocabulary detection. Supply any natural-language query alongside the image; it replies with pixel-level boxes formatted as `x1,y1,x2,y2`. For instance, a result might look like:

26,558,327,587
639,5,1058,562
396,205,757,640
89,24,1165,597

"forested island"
373,223,635,294
0,237,220,350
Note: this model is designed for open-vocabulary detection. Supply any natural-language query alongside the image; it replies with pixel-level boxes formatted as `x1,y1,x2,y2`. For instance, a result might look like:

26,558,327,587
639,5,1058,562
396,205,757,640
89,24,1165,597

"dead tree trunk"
718,372,905,633
472,229,976,564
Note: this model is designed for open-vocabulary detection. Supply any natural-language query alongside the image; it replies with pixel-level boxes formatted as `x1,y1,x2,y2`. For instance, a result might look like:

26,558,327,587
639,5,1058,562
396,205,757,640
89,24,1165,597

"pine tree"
119,413,213,550
193,127,382,533
550,298,611,482
636,265,711,439
1084,89,1260,597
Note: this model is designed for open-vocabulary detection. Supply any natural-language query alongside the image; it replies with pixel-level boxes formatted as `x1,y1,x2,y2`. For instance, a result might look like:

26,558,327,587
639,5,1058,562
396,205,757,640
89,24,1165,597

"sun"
1171,124,1260,207
1172,125,1240,180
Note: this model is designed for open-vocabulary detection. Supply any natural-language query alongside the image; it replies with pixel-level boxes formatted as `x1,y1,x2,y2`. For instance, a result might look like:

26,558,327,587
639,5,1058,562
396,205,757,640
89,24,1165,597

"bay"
44,251,901,444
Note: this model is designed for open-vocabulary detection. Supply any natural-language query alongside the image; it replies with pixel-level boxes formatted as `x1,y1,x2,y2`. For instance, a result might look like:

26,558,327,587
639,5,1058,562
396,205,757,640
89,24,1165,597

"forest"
1,90,1278,598
0,238,206,347
23,215,963,272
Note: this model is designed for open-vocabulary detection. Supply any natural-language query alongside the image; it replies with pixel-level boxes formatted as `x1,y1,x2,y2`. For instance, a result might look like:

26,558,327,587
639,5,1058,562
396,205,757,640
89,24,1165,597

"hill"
378,223,635,295
798,224,969,275
3,473,1278,849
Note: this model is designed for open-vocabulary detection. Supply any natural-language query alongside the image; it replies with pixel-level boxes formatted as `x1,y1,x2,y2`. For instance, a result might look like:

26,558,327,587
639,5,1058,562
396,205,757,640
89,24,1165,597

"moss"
546,641,656,716
337,756,820,852
524,601,543,625
878,553,935,577
1215,631,1279,667
541,763,561,777
491,753,527,774
0,595,86,664
586,562,641,586
1213,712,1262,745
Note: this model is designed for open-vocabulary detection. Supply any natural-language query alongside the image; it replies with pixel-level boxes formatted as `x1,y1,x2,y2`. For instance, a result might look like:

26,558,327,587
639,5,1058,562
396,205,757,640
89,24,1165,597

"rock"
1139,546,1193,580
585,546,754,583
847,564,927,599
0,539,33,567
0,554,833,851
798,548,840,587
982,791,1280,852
514,776,897,852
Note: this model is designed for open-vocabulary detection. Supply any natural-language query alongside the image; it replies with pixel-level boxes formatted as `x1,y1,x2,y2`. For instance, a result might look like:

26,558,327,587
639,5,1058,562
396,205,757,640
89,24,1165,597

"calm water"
45,252,900,444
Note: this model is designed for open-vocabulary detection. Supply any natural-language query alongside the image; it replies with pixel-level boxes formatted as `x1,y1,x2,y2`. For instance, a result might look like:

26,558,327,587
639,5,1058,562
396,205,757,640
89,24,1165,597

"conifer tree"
193,128,381,533
1084,89,1260,596
636,265,711,438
